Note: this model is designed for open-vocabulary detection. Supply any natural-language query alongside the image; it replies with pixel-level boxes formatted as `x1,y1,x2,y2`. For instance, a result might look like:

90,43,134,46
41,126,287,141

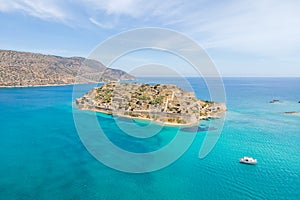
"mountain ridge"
0,49,135,87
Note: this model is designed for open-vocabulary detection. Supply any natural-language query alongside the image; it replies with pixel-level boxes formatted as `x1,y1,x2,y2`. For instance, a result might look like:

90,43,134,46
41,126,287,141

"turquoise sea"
0,78,299,199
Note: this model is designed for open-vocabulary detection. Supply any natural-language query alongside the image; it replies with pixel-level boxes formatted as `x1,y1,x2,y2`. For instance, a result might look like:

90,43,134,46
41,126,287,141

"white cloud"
84,0,300,57
0,0,70,22
84,0,144,17
0,0,300,58
0,0,17,12
89,17,114,29
185,1,300,56
83,0,182,18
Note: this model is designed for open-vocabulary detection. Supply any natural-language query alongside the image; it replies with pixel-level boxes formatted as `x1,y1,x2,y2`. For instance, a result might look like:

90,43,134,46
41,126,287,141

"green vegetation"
104,95,111,101
151,96,163,104
138,95,150,101
176,119,186,124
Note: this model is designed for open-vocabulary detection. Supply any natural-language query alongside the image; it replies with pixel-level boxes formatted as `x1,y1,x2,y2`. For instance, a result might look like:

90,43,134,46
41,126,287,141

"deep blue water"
0,78,299,199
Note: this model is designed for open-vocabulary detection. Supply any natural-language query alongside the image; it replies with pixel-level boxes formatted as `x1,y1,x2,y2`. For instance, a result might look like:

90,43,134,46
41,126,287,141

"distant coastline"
0,81,106,89
0,83,76,89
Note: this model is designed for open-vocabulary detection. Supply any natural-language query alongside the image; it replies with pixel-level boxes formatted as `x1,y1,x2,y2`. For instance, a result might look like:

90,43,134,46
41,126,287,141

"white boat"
239,156,257,165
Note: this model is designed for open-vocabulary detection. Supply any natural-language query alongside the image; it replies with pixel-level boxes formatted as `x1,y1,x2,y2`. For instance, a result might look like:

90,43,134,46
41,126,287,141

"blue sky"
0,0,299,76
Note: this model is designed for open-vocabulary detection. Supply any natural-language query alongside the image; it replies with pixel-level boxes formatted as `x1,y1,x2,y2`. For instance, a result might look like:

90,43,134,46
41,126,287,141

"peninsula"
0,50,134,87
76,82,226,126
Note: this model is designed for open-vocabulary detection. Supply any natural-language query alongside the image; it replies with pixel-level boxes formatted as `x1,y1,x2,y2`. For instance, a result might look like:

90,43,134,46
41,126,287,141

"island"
0,50,134,87
76,82,226,126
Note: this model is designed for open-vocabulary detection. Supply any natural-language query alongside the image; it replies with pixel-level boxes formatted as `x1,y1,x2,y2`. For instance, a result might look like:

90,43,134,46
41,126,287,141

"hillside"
0,50,135,87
